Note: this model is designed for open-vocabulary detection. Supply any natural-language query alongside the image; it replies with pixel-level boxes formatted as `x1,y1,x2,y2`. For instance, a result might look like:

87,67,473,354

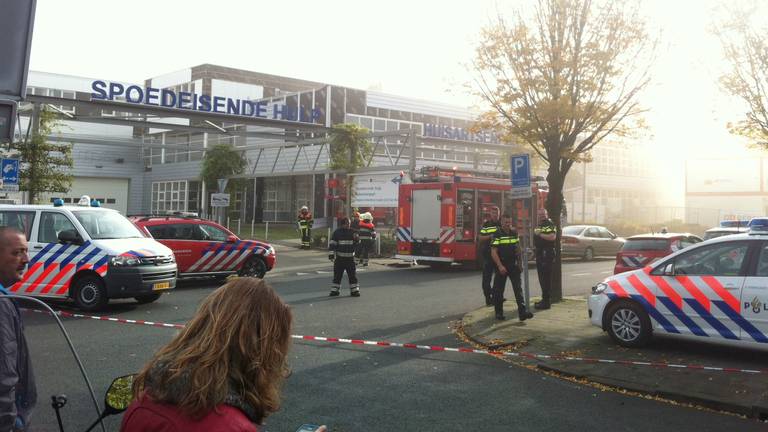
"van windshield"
73,211,144,239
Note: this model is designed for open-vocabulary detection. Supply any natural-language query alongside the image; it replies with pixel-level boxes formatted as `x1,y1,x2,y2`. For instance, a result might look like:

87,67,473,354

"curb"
459,302,768,420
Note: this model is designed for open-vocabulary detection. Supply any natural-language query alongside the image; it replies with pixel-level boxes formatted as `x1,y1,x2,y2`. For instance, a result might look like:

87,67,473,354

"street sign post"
510,154,532,199
510,153,532,311
1,158,20,192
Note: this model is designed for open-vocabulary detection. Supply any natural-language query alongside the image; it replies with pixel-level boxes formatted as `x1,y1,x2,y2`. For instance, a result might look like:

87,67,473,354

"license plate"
153,282,170,291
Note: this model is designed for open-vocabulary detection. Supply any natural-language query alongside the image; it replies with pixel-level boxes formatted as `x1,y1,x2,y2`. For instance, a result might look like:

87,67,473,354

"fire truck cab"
395,167,548,267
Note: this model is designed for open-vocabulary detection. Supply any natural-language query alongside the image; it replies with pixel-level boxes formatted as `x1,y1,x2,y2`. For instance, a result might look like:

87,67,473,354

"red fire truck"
395,167,548,266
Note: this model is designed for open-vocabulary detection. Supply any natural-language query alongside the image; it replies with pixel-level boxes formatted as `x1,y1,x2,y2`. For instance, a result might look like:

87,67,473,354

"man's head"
300,206,309,214
537,208,549,222
0,227,28,287
339,217,350,228
500,214,514,230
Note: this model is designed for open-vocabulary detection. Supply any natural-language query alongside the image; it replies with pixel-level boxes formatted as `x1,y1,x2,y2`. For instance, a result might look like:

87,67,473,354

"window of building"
152,181,187,213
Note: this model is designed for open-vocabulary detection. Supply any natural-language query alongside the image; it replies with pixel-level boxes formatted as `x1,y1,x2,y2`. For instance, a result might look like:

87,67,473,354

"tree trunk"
545,169,565,303
28,104,41,205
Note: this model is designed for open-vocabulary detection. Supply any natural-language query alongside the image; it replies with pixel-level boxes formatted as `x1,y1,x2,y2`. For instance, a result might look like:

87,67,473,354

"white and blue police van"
589,223,768,350
0,196,177,310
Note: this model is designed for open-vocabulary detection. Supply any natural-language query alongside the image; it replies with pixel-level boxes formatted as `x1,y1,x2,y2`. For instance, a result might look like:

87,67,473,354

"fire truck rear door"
411,189,441,240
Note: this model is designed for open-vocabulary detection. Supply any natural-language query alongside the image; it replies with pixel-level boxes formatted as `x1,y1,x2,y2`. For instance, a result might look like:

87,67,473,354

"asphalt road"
21,246,765,431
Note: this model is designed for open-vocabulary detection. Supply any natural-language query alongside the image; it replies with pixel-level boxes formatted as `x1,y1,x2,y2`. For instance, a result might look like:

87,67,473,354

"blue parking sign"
510,154,532,198
1,158,19,190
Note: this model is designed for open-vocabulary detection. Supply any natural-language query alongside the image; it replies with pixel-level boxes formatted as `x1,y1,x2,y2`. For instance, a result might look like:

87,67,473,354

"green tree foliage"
328,123,372,173
10,107,73,204
716,4,768,149
471,0,654,302
200,144,247,192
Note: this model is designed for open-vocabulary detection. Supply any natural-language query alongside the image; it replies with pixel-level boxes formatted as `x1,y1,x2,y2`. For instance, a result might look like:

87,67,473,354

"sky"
27,0,763,206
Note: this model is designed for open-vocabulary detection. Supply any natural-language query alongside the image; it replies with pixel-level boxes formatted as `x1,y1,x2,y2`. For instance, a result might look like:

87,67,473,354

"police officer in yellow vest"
478,213,501,306
490,214,534,321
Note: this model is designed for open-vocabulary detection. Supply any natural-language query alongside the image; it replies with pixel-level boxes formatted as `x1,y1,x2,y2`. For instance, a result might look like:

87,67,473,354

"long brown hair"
133,278,292,422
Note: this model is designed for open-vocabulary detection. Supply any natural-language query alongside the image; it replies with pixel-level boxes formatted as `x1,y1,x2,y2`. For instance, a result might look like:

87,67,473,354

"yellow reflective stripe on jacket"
491,237,519,246
480,226,498,235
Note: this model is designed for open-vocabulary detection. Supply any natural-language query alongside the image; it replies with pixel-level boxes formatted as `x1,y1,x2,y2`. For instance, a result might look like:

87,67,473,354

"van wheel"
605,301,652,348
73,276,108,311
239,256,267,278
135,293,162,304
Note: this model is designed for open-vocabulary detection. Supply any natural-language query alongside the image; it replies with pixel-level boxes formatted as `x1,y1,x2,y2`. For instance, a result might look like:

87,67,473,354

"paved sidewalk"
462,299,768,419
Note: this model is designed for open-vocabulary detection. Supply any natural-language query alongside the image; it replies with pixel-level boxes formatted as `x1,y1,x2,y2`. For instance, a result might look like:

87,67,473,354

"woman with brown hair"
120,278,296,432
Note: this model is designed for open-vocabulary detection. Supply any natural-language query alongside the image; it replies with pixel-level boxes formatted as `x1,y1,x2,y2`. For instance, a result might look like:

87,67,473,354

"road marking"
316,270,330,274
296,272,310,275
601,271,612,274
572,273,591,277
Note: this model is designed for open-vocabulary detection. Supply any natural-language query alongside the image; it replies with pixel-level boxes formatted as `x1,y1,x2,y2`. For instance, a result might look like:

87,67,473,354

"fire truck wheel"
135,293,162,304
239,256,267,278
73,276,108,311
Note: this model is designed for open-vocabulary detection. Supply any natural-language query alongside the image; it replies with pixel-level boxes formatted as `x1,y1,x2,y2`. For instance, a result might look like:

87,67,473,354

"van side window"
0,211,35,240
38,212,77,244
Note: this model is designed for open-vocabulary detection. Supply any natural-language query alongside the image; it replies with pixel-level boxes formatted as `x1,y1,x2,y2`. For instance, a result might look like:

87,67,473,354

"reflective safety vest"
329,228,358,259
298,213,313,229
491,230,520,264
358,221,376,240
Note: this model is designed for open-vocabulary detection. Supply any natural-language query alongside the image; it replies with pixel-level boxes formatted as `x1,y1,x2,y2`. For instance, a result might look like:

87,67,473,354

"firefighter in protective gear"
490,214,533,321
297,206,313,249
328,217,360,297
357,212,376,266
534,211,557,310
478,212,501,306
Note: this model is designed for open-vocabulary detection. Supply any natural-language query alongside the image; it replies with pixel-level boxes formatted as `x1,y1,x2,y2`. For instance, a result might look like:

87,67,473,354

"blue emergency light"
53,198,64,207
748,217,768,234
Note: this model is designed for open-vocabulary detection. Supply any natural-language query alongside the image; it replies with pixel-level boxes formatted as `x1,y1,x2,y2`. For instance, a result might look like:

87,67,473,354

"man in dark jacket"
0,227,36,431
534,212,557,310
328,217,360,297
478,212,500,306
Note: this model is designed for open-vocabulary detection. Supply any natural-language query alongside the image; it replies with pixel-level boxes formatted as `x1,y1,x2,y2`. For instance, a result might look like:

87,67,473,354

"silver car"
561,225,625,260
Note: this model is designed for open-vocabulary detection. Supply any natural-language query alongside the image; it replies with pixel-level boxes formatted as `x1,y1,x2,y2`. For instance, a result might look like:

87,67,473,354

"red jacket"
120,394,259,432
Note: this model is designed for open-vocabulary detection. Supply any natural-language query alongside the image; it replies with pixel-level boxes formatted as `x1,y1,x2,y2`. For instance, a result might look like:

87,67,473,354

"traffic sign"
210,193,230,207
1,158,19,191
510,154,531,199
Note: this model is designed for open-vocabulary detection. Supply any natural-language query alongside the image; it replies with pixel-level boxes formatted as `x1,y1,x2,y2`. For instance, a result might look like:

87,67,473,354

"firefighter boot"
350,284,360,297
329,284,340,297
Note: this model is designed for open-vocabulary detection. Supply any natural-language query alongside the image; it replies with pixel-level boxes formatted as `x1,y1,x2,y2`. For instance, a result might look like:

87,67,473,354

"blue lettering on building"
90,80,322,123
422,123,499,144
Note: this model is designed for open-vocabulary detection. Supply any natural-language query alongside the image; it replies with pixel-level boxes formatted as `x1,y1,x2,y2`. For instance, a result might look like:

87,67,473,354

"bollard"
227,217,230,230
265,221,269,240
251,220,255,238
376,235,381,256
237,219,241,235
327,227,331,248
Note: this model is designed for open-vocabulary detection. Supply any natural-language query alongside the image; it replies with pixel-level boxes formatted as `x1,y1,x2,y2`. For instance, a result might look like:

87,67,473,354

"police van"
589,224,768,350
0,196,177,310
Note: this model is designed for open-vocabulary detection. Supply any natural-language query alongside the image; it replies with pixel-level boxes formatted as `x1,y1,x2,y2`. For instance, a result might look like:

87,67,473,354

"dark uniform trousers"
536,248,556,305
358,240,373,264
333,257,358,290
493,264,524,318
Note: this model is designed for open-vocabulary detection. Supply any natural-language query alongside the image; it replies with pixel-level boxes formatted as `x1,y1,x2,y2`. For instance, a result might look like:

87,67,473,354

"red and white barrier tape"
23,308,768,375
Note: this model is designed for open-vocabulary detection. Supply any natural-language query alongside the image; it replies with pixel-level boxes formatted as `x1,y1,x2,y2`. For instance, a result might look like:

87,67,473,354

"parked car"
704,227,749,240
131,215,275,278
0,198,177,310
614,233,702,274
561,225,624,260
589,231,768,350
